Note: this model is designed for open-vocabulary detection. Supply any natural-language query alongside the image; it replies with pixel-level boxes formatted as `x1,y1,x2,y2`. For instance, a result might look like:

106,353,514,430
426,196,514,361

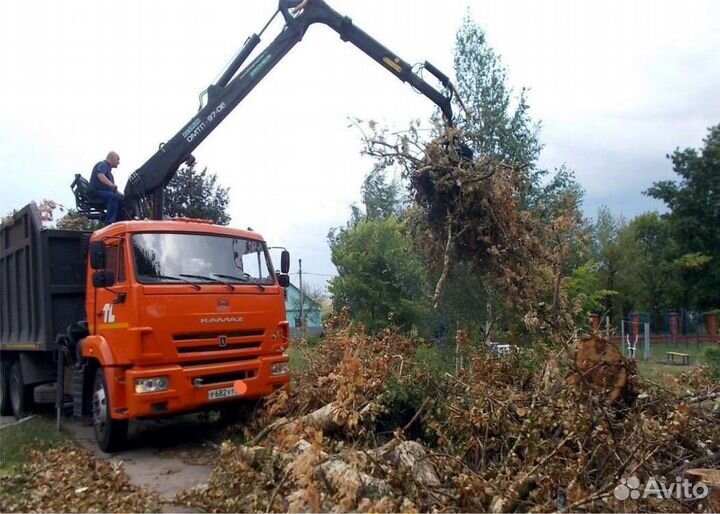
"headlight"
271,362,289,376
135,376,169,394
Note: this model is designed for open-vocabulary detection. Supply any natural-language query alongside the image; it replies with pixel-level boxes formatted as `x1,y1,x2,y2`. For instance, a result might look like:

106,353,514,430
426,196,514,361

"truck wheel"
9,362,32,418
92,368,128,452
0,361,12,416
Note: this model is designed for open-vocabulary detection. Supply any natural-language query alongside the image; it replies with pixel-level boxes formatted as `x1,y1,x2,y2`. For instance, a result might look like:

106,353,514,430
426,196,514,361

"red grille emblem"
217,298,230,312
218,335,228,348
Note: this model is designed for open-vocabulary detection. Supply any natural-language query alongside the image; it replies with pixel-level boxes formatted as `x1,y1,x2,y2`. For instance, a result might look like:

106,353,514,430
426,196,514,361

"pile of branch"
177,323,720,513
359,121,584,334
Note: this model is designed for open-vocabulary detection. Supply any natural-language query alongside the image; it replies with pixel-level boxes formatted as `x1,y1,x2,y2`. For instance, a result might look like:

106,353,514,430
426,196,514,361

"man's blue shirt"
90,160,115,191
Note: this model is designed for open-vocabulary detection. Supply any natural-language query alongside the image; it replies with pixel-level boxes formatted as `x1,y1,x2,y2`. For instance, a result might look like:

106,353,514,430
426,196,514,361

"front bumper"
119,354,290,419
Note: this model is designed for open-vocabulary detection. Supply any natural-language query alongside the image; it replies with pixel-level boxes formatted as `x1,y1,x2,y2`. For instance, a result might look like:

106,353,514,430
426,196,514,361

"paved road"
69,417,218,512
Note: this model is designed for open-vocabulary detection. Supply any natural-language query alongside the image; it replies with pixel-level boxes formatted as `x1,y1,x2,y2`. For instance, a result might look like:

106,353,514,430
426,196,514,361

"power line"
289,272,336,277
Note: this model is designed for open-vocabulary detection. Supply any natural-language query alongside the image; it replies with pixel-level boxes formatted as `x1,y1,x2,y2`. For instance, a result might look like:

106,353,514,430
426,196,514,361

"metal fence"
613,309,712,360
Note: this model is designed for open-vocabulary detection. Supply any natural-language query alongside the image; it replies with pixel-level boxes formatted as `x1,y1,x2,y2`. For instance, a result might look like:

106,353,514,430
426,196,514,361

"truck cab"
84,219,290,449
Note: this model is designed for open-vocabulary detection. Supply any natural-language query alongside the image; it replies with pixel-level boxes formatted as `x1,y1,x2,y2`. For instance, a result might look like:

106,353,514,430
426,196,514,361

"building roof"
285,282,322,310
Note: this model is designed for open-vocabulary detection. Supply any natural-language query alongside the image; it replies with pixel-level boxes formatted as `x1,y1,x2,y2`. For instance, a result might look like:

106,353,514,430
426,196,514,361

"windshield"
132,233,275,285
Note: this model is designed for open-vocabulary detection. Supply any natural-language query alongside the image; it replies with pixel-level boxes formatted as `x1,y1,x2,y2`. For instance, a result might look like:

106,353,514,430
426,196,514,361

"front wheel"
92,368,128,452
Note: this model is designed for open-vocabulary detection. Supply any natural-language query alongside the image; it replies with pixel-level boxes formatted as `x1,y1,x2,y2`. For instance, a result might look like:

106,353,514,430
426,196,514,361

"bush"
704,346,720,379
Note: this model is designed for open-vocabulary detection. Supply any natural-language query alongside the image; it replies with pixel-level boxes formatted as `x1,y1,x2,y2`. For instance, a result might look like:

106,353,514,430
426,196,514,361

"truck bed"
0,203,89,351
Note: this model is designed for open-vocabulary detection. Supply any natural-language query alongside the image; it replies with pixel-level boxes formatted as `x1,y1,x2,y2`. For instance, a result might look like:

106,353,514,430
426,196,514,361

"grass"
287,345,309,373
287,337,324,373
0,415,68,476
636,341,715,382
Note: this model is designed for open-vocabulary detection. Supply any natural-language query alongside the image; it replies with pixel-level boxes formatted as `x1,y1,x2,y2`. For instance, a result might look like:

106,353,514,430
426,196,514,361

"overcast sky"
1,0,719,291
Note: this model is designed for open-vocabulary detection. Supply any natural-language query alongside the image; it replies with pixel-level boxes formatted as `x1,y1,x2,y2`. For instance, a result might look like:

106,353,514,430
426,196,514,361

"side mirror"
89,241,106,270
277,274,290,288
281,250,290,274
92,270,115,288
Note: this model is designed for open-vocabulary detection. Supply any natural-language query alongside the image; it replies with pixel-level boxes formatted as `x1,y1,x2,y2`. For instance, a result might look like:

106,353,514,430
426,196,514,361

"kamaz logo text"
200,316,244,324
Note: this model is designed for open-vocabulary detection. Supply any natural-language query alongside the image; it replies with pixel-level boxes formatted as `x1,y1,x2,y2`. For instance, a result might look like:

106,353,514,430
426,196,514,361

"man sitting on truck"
90,151,124,224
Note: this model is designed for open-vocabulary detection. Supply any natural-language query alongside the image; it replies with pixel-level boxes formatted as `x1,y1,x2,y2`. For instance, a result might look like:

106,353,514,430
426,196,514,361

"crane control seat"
70,174,107,221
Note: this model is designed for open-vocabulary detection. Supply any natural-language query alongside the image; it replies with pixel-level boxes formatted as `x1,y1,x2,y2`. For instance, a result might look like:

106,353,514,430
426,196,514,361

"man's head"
106,151,120,169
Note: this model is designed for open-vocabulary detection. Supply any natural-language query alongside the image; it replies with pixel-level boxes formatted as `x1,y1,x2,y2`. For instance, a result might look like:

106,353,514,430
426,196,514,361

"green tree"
453,14,541,167
617,213,679,326
429,262,497,340
353,13,587,338
589,206,625,318
645,125,720,309
328,216,429,333
361,168,402,220
566,262,612,325
453,14,583,211
164,164,231,225
347,167,404,226
56,209,101,231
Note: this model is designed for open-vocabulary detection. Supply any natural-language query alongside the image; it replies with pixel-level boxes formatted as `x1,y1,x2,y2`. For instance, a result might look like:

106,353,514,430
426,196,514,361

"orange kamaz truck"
1,0,464,451
0,203,291,451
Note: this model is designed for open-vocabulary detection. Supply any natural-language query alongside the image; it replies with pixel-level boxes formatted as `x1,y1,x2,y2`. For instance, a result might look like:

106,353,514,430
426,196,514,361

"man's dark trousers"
95,190,122,224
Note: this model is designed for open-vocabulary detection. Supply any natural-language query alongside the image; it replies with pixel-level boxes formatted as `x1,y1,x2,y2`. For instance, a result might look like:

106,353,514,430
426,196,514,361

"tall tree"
354,14,587,338
617,213,679,326
361,167,402,220
589,206,625,318
453,15,583,215
328,216,430,333
645,124,720,309
164,164,231,225
453,14,541,168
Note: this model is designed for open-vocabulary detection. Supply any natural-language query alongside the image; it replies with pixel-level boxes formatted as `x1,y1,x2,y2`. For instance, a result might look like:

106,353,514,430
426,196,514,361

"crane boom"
124,0,456,219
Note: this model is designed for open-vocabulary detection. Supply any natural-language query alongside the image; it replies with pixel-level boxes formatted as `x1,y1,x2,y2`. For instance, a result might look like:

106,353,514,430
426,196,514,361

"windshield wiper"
212,273,265,291
180,273,235,291
152,274,202,290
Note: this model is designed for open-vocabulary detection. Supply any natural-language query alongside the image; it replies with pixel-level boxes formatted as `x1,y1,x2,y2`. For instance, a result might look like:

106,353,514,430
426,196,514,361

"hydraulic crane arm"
124,0,457,220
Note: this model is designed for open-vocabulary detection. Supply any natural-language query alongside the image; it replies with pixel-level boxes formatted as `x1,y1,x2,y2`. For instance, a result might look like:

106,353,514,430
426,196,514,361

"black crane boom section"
124,0,455,219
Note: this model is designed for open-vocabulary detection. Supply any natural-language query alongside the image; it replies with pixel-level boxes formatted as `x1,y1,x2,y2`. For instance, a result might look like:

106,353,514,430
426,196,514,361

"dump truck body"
0,204,290,450
1,203,88,353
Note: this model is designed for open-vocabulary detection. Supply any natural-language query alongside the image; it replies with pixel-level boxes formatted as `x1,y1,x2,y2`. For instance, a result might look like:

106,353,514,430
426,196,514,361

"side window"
105,242,126,283
117,243,126,282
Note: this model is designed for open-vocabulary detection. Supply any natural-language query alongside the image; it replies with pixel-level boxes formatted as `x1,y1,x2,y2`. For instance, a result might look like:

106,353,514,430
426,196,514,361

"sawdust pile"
177,320,719,513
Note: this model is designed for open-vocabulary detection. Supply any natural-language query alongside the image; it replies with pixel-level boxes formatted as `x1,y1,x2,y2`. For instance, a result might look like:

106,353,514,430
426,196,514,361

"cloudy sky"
1,0,719,291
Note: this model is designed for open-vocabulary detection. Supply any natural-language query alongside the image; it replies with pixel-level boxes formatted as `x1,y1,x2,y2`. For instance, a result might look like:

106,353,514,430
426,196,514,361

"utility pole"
298,258,304,329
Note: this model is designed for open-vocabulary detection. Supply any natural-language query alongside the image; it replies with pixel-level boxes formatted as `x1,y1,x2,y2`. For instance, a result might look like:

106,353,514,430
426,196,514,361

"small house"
284,283,323,338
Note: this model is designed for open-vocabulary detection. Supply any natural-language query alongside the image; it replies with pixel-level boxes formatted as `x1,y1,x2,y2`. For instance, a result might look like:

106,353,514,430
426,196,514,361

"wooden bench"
666,351,690,365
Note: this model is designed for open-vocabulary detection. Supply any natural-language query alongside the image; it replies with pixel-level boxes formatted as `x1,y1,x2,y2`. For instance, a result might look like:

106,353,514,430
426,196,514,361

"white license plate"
208,386,238,401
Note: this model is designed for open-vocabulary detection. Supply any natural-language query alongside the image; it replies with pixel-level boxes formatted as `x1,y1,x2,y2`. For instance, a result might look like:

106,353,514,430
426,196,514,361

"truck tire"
0,361,12,416
9,362,33,418
92,368,128,452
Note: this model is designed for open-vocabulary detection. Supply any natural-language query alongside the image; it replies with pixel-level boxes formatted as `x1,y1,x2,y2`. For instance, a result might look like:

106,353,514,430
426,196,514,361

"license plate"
208,386,238,401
